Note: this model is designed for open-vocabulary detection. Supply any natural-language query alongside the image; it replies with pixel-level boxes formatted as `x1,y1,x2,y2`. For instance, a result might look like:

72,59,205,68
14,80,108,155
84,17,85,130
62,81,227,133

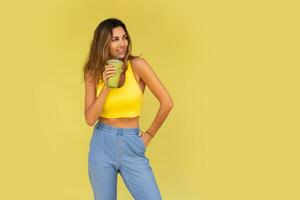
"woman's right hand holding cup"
102,64,116,86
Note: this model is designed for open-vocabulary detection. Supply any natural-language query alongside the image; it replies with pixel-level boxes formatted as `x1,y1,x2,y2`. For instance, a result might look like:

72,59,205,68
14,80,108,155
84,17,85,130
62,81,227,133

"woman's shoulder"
129,56,153,80
84,70,102,89
130,56,148,68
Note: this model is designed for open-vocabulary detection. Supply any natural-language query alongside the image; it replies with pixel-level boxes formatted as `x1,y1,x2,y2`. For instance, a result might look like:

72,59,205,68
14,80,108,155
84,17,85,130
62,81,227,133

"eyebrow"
112,34,127,38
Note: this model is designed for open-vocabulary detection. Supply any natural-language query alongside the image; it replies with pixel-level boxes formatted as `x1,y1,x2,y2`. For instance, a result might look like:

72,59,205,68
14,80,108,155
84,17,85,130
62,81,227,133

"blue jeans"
88,122,162,200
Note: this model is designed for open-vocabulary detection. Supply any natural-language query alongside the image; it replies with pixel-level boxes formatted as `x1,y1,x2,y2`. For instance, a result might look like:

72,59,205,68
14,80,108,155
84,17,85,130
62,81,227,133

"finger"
105,64,115,69
107,66,116,71
106,74,115,80
103,69,116,76
105,64,112,69
106,69,116,74
106,71,117,77
104,68,116,74
107,73,115,77
105,66,112,70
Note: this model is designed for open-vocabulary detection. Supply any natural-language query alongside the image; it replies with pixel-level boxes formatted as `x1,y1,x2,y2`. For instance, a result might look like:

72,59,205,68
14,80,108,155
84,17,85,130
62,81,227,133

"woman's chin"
118,54,125,59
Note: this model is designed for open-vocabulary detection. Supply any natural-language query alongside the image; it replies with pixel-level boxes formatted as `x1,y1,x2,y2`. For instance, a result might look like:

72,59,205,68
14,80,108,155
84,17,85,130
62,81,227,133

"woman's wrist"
103,85,110,90
102,86,111,93
145,130,155,138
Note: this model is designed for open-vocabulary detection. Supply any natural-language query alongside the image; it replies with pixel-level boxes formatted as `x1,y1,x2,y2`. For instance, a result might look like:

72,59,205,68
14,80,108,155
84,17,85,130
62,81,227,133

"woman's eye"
112,36,127,42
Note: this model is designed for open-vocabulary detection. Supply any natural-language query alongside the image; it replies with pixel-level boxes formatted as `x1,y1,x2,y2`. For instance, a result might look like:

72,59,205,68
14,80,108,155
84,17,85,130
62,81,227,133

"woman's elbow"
86,120,95,127
168,101,174,110
85,119,94,127
161,99,174,110
85,115,96,127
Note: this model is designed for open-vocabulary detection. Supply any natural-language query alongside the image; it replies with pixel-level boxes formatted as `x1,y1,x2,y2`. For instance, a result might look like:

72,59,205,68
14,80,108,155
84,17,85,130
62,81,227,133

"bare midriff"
98,116,140,128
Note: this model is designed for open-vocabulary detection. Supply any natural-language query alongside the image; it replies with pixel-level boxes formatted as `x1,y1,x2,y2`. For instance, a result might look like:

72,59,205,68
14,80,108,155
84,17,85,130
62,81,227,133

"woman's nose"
119,39,125,47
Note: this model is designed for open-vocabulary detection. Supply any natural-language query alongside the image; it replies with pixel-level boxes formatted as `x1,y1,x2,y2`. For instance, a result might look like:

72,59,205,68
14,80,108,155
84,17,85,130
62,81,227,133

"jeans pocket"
137,135,146,151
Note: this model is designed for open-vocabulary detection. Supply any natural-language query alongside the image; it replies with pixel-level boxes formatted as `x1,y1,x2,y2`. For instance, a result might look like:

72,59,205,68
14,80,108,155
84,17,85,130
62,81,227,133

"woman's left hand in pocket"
139,130,152,147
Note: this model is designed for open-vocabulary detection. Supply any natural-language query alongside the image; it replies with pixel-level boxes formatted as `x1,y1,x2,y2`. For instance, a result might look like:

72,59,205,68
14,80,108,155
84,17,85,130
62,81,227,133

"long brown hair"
82,18,138,84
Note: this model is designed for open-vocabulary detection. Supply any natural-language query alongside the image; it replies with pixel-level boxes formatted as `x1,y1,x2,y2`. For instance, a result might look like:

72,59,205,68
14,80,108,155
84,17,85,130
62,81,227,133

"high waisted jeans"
88,122,162,200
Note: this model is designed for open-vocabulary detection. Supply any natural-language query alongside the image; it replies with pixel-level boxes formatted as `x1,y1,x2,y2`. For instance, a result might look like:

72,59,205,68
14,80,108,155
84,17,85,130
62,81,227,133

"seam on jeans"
121,173,140,200
88,162,95,195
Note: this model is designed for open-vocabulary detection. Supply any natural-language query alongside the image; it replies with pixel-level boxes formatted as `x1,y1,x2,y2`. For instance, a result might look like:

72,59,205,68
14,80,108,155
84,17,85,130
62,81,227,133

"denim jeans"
88,122,162,200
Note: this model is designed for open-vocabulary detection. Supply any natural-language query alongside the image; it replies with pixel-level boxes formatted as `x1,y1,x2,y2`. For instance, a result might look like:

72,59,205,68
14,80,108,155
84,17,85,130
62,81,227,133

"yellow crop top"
96,60,144,118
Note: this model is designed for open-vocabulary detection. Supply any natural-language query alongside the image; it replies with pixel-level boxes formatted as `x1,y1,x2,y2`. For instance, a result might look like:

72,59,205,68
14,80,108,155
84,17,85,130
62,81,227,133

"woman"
83,18,173,200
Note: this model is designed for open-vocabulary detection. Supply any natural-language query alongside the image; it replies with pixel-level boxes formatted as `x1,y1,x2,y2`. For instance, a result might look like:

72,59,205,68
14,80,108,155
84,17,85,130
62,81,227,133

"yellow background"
0,0,299,199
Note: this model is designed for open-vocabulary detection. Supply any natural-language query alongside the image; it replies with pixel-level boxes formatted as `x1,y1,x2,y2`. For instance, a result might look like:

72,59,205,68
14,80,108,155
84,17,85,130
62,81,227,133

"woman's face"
108,26,128,59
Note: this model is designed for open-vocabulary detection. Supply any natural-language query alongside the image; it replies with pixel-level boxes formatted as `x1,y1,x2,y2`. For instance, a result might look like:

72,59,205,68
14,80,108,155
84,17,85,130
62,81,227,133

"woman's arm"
84,73,110,126
132,57,174,137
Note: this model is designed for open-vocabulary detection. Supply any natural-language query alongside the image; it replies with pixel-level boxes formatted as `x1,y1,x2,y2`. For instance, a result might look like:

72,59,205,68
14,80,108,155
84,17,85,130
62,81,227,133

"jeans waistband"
95,121,140,135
